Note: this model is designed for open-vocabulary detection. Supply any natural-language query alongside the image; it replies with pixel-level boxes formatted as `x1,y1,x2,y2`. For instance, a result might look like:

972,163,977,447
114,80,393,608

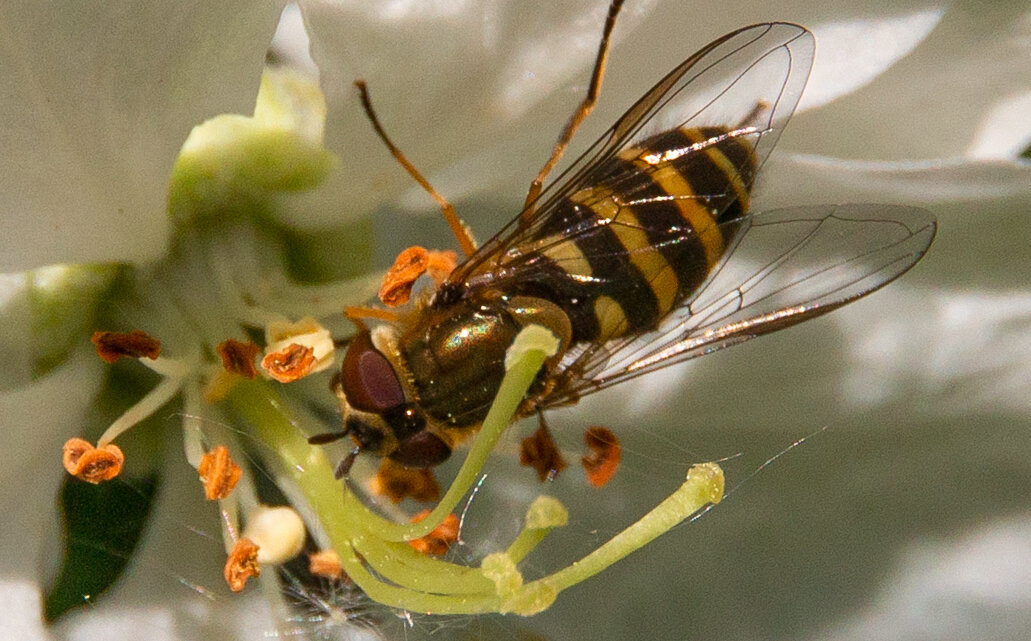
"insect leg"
354,80,477,257
344,305,399,332
521,0,626,217
520,410,569,481
735,100,772,131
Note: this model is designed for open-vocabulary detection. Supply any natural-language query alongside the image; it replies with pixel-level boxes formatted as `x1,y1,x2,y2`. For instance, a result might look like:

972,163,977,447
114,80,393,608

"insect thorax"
398,293,571,429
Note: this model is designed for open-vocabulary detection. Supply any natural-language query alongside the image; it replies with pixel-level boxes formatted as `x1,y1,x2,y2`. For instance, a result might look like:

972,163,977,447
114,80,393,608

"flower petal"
0,350,104,631
797,9,944,112
812,517,1031,641
839,287,1031,411
0,581,50,640
966,89,1031,160
787,4,1031,159
296,1,966,220
294,0,654,225
763,153,1031,205
0,0,282,272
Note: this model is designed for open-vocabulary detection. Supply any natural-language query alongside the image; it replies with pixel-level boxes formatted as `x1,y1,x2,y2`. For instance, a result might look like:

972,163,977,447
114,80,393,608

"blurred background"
3,1,1029,640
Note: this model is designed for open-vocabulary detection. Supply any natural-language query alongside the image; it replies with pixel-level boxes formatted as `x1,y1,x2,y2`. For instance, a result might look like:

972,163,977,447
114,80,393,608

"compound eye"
389,431,452,468
340,331,405,413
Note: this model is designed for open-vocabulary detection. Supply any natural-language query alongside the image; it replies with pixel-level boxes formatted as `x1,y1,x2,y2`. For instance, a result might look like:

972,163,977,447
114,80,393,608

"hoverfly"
310,0,936,473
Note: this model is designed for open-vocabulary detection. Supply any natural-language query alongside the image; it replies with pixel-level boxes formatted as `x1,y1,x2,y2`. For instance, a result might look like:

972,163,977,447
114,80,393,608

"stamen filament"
181,380,207,467
97,375,185,446
138,355,194,379
218,491,243,553
263,273,383,319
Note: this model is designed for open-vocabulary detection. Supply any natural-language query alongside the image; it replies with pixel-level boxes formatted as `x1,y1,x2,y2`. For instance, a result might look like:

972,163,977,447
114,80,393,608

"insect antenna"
354,80,477,257
522,0,626,216
307,428,350,446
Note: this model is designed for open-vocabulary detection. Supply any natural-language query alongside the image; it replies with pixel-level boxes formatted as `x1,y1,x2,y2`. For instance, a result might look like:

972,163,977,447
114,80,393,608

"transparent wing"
541,204,937,405
442,22,815,290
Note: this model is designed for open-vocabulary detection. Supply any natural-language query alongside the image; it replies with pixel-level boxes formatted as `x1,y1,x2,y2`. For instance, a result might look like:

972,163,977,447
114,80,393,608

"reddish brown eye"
341,332,405,412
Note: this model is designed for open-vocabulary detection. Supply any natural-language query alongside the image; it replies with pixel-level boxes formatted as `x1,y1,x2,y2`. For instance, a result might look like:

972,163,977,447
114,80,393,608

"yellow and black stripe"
513,125,757,344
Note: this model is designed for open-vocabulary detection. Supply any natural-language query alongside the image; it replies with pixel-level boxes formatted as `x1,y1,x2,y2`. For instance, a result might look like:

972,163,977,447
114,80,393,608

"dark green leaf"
44,474,158,622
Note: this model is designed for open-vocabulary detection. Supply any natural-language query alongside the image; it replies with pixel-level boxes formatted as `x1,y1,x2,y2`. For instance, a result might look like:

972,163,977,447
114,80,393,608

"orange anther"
261,343,316,383
581,426,621,488
379,246,429,307
308,549,347,580
369,459,441,504
520,422,567,482
197,445,242,500
379,246,460,307
216,339,260,379
90,329,161,364
425,249,458,284
62,437,124,484
224,537,261,592
407,511,460,556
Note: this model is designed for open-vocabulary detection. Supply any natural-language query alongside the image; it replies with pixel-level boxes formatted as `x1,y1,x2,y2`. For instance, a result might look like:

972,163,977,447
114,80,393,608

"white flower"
2,1,1030,640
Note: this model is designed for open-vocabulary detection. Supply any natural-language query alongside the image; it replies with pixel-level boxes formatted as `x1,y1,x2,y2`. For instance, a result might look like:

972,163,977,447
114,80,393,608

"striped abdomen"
513,125,757,344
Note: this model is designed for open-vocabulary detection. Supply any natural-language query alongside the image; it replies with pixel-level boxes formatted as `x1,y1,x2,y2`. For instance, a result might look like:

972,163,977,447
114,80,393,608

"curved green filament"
526,462,724,595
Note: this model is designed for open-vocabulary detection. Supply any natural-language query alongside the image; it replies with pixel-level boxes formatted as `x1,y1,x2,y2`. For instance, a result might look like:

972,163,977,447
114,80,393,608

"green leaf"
1021,143,1031,161
44,474,159,622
